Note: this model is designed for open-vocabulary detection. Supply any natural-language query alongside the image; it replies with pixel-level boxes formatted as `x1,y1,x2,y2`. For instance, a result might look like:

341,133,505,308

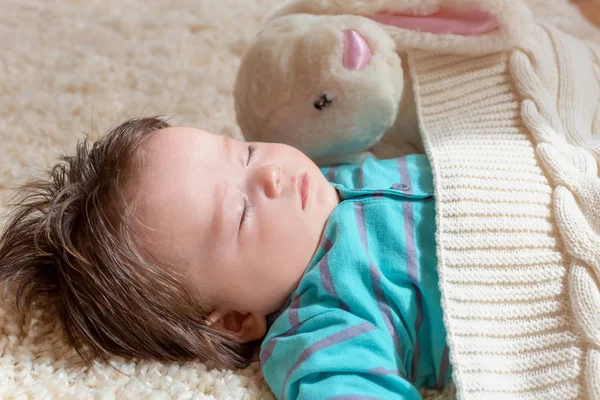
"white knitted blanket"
410,24,600,399
0,0,598,399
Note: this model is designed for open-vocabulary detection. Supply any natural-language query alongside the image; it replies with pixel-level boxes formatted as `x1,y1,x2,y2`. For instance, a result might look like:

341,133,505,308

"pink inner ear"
367,8,500,36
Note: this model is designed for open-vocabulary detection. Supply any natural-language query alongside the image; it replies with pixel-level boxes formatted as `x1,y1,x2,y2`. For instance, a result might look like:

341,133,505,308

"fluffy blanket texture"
0,0,598,399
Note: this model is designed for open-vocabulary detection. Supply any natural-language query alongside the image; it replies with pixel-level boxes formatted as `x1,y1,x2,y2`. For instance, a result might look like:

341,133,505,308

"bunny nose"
343,30,372,71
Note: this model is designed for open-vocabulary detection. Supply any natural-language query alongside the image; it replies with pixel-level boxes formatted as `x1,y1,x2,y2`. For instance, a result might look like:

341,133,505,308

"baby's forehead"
140,127,223,165
129,160,216,264
147,126,217,146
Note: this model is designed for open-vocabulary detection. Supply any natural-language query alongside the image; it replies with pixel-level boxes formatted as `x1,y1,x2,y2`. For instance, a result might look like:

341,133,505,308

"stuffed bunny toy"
234,13,414,165
233,4,509,165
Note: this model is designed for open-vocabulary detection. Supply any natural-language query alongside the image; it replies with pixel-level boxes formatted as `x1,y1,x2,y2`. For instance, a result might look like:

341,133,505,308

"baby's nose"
258,164,282,199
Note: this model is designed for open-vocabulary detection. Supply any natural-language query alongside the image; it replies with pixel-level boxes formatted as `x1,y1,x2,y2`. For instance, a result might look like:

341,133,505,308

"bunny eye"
313,94,333,110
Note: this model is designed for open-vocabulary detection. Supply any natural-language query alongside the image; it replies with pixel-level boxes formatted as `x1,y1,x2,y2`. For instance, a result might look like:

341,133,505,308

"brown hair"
0,117,256,369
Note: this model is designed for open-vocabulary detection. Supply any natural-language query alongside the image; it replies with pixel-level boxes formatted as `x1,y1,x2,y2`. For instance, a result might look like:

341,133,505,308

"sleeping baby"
0,116,450,399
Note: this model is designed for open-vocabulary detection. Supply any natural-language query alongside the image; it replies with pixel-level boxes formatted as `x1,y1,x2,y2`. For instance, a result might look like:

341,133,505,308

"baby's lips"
342,30,372,71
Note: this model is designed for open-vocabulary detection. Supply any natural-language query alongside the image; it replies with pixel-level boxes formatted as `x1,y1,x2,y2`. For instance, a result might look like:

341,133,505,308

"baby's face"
136,127,339,318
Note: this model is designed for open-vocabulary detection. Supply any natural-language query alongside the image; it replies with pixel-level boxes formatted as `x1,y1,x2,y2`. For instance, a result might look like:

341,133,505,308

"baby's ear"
205,309,267,343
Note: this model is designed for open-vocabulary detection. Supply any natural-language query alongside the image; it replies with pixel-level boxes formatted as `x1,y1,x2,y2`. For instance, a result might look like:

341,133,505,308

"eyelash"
240,144,257,228
240,196,253,227
247,143,257,166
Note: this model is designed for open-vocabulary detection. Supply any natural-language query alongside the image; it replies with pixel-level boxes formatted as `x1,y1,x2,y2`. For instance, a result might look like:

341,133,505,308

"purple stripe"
259,340,277,367
288,295,300,326
326,166,338,182
354,202,369,257
319,253,351,312
402,201,418,282
260,320,306,367
397,157,413,195
435,345,451,389
410,288,423,383
267,295,292,327
261,294,303,367
318,236,350,311
281,322,377,400
320,235,334,253
318,254,335,297
354,202,402,360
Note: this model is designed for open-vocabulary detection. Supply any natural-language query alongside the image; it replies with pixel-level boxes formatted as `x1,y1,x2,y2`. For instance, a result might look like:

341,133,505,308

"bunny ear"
361,1,535,54
368,8,500,36
268,0,535,55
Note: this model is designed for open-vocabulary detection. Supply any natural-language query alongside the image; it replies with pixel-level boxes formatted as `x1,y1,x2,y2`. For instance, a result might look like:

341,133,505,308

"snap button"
391,183,410,191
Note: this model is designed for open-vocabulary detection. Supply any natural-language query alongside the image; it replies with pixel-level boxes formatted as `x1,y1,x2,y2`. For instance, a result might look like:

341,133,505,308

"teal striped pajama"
261,155,451,400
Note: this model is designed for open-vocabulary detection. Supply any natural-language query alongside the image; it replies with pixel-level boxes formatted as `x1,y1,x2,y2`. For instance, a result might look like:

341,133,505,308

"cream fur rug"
0,0,598,399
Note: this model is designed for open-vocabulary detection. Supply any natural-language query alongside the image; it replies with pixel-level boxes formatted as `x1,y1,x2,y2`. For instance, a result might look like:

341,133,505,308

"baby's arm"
261,310,422,400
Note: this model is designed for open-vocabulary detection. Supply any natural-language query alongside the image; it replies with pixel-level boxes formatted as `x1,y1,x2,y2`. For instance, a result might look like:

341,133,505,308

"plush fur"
234,14,407,164
234,0,535,166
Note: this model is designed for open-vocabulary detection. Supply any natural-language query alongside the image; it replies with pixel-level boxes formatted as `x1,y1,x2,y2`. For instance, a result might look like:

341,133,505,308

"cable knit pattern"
410,22,600,400
510,23,600,399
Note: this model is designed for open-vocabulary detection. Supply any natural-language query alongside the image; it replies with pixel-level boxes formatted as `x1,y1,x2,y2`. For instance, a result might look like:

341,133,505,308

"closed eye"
240,196,253,228
247,143,257,166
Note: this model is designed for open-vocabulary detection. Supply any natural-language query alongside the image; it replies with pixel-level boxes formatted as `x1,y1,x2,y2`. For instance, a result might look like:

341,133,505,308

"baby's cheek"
270,223,310,256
